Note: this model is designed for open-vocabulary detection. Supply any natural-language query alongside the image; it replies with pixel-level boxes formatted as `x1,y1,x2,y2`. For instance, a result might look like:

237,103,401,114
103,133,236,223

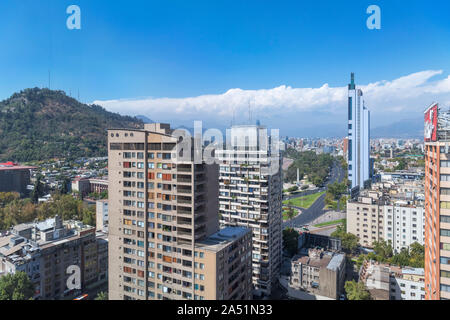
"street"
282,161,345,229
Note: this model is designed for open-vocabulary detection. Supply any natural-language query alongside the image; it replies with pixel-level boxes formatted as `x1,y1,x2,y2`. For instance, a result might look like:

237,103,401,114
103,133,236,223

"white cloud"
92,70,450,125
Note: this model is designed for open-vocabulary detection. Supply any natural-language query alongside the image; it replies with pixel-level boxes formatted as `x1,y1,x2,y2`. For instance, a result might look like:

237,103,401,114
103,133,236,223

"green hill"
0,88,143,161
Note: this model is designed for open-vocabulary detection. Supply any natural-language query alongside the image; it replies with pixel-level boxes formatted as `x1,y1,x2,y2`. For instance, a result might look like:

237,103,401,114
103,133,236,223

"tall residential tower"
424,103,450,300
108,123,253,300
347,73,371,190
217,125,283,297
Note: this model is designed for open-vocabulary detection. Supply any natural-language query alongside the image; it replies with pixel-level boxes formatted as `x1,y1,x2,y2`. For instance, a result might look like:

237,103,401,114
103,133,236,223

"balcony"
177,207,192,215
177,175,192,184
177,165,192,173
178,187,192,194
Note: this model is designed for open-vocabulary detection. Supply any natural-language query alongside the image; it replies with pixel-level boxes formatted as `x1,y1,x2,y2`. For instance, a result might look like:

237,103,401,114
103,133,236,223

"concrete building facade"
107,123,252,300
384,202,425,253
347,190,386,248
347,73,371,190
0,216,107,300
289,248,346,299
424,103,450,300
0,162,35,196
217,125,283,297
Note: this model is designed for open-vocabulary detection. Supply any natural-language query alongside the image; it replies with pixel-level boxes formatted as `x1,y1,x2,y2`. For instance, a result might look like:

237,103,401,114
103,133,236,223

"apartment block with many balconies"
108,123,252,300
217,124,282,297
423,103,450,300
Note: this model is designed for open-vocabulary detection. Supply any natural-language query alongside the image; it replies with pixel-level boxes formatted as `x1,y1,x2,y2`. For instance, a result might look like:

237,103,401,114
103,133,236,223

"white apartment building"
217,124,283,297
383,201,425,253
390,267,425,300
96,199,109,233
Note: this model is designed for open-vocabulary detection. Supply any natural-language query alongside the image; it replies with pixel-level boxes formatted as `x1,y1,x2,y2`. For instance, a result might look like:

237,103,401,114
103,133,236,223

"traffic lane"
282,161,345,228
282,192,326,228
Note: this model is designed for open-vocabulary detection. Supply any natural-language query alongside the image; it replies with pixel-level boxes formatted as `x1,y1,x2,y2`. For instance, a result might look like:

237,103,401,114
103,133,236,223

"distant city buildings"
71,177,108,197
347,73,371,190
0,162,36,196
347,180,425,251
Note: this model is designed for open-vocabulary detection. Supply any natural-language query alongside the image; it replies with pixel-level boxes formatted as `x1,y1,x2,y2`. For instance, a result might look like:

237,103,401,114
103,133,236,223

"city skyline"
1,1,450,136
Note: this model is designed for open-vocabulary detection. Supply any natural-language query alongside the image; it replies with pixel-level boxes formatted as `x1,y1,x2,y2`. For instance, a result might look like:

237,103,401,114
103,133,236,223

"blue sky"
1,0,450,136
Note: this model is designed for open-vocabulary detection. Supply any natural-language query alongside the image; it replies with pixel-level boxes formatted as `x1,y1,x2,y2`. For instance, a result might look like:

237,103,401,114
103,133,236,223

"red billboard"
424,103,438,142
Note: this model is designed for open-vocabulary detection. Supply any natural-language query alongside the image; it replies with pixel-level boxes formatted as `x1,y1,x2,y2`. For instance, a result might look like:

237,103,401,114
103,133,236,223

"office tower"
347,73,371,190
217,125,282,297
424,103,450,300
108,123,252,300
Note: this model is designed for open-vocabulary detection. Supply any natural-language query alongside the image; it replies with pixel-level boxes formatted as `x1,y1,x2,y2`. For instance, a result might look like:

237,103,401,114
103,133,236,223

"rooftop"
196,227,250,252
0,162,36,171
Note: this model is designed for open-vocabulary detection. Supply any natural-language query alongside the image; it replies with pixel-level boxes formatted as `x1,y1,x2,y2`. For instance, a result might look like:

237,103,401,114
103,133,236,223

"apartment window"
348,97,352,120
441,215,450,223
441,160,450,168
441,284,450,293
441,270,450,278
348,140,352,161
441,229,450,237
441,175,450,182
441,256,450,265
441,202,450,209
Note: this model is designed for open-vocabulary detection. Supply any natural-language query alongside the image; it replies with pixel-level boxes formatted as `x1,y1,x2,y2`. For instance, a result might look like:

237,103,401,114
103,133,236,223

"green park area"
283,191,325,209
313,219,346,228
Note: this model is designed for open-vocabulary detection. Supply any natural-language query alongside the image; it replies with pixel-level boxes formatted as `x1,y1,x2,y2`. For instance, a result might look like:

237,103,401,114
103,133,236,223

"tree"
341,233,359,253
345,280,371,300
372,240,394,262
0,192,20,206
331,225,359,253
286,207,296,227
283,228,299,257
59,176,71,195
31,174,45,204
82,208,96,227
0,271,34,300
409,242,425,268
95,291,108,300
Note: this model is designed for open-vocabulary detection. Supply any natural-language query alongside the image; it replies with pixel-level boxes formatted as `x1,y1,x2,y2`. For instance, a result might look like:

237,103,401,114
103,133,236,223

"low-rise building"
289,248,346,299
359,260,425,300
195,227,253,300
0,162,36,196
0,216,108,300
390,267,425,300
96,199,109,233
